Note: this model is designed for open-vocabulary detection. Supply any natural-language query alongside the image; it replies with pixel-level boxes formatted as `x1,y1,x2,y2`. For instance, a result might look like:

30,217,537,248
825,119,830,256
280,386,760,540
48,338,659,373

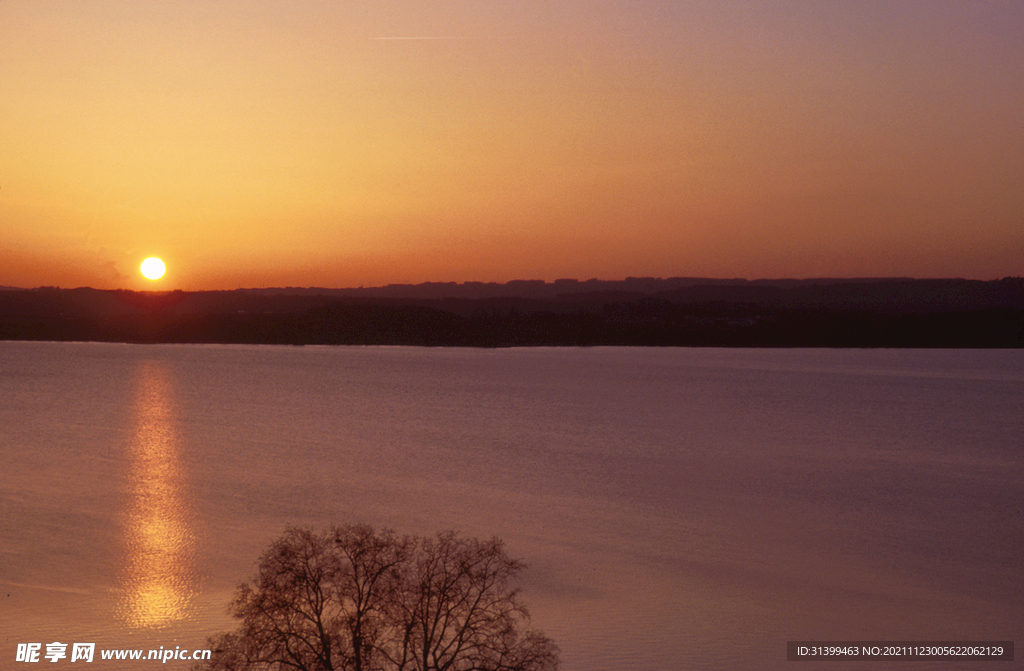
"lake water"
1,342,1021,669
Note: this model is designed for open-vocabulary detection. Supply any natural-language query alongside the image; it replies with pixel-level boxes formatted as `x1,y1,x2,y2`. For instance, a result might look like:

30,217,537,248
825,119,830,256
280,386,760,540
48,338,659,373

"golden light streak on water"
117,360,198,629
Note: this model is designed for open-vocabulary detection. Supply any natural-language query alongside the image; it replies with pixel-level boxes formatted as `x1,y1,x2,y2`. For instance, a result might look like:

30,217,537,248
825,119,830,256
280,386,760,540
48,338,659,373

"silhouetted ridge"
1,278,1021,347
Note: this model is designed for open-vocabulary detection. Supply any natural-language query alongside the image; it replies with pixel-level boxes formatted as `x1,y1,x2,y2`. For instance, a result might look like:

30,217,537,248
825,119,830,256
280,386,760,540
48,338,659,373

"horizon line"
8,276,1023,293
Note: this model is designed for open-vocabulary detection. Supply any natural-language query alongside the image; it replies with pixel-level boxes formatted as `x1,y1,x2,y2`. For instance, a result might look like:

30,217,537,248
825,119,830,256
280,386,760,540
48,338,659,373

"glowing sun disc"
140,257,166,280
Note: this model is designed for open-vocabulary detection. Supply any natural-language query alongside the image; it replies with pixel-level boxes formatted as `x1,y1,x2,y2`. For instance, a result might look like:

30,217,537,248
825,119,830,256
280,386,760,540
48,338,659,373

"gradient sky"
2,0,1022,290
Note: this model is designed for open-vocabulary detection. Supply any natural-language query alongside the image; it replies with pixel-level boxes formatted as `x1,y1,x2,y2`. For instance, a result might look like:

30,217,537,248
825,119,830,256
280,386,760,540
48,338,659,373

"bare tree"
195,526,558,671
332,526,412,671
216,528,345,671
379,531,559,671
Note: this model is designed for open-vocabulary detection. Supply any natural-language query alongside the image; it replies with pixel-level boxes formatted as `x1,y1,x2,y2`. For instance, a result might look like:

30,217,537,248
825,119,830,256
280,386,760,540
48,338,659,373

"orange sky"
2,1,1022,290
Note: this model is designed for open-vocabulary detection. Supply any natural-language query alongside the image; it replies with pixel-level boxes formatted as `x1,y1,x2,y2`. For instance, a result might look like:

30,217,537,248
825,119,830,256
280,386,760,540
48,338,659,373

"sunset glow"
1,1,1021,290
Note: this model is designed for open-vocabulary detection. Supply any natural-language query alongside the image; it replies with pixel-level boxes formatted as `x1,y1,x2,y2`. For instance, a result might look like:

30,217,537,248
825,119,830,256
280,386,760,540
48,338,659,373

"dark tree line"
4,279,1023,346
194,526,559,671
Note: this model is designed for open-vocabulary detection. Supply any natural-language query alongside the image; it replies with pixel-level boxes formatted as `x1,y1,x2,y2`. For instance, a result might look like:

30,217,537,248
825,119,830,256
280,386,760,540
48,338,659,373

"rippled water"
1,343,1021,669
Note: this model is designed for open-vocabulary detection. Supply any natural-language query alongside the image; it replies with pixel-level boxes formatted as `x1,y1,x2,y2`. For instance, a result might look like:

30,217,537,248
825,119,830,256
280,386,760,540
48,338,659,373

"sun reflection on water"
117,360,198,629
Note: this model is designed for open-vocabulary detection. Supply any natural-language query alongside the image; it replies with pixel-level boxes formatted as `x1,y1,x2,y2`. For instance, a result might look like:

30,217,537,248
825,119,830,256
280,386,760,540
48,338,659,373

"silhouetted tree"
194,525,559,671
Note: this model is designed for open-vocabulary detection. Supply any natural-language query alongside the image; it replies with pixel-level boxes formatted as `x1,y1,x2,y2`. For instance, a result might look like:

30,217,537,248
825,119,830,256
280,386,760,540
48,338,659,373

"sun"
140,257,166,281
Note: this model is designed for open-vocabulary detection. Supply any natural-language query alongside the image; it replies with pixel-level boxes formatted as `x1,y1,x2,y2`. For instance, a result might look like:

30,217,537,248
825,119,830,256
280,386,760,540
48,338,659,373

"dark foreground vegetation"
2,277,1022,347
193,526,559,671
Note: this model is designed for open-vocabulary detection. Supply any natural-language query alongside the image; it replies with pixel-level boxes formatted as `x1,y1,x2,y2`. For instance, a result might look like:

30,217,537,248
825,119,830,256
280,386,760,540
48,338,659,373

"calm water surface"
1,343,1021,669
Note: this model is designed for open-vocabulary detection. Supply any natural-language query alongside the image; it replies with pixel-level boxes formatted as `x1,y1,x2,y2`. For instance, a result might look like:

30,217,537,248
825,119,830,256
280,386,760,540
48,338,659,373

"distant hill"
233,276,921,301
1,277,1022,347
